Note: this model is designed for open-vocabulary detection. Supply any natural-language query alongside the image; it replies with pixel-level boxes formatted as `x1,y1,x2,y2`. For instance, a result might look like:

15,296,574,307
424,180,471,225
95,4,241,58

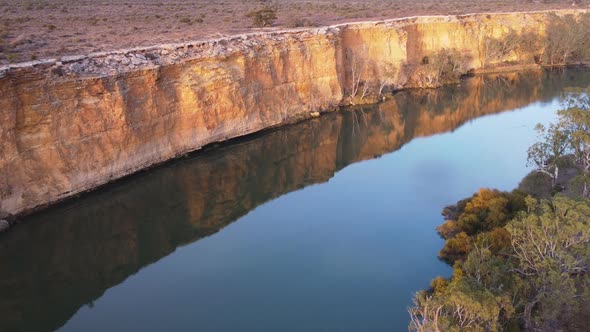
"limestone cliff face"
4,69,586,332
0,10,585,216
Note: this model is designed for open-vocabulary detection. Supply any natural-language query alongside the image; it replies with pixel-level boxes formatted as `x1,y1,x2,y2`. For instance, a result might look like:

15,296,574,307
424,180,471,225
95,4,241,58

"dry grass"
0,0,584,64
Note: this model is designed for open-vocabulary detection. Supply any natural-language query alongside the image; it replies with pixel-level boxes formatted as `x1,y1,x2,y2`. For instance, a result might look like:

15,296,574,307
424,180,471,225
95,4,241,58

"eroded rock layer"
0,10,585,216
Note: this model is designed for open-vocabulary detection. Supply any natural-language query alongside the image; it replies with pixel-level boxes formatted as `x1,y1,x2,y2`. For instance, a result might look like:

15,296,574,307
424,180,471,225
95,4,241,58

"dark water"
1,69,589,332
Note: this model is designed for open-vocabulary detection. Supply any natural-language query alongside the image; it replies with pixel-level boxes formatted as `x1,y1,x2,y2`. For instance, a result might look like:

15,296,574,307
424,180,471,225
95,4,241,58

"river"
1,69,589,332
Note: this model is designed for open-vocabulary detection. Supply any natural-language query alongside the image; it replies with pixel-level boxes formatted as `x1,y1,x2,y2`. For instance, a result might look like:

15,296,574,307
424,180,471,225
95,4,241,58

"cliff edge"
0,9,587,217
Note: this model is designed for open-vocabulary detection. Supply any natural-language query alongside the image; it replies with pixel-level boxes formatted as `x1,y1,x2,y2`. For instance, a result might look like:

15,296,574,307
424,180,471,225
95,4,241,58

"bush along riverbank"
408,90,590,331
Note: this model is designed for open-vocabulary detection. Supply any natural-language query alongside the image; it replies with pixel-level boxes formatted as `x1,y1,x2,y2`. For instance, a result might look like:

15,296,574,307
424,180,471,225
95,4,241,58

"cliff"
0,10,587,217
3,69,589,332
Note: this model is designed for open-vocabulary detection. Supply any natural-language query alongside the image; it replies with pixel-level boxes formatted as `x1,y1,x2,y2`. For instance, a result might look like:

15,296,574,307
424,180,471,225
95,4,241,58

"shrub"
287,17,317,28
543,14,590,65
518,170,553,199
481,29,525,68
6,52,17,62
408,48,470,88
246,7,277,27
413,196,590,331
436,189,526,263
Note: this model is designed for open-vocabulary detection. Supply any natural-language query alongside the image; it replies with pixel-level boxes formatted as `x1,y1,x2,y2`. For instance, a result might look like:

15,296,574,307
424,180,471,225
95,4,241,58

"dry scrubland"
0,0,585,64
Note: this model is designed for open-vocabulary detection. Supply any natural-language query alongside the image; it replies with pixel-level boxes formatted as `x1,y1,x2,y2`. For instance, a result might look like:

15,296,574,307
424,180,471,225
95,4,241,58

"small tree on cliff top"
246,7,278,27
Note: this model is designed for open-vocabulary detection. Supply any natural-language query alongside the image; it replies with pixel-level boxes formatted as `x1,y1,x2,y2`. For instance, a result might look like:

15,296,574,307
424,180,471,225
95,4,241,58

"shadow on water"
1,69,589,332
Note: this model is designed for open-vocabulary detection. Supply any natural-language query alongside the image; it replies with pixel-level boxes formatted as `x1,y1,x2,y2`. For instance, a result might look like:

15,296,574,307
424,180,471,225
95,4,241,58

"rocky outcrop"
0,10,587,217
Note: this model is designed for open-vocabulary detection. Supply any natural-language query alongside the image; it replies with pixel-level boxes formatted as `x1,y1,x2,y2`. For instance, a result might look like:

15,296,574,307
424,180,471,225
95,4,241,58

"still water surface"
1,69,589,332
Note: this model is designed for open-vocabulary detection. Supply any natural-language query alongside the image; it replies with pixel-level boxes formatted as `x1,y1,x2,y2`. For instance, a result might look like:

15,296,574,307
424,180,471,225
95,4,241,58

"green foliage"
526,122,570,185
528,92,590,198
411,245,516,331
412,87,590,331
559,94,590,174
567,173,590,198
412,194,590,331
438,232,472,264
246,7,277,27
518,171,553,199
506,196,590,329
437,189,526,264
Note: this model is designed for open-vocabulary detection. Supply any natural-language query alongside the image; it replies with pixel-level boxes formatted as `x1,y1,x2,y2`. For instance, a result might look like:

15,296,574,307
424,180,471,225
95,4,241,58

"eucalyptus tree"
526,123,571,186
409,196,590,331
506,196,590,329
559,92,590,196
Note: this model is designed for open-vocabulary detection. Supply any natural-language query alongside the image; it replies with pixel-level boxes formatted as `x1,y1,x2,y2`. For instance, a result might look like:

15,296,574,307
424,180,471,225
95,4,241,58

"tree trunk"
524,302,535,331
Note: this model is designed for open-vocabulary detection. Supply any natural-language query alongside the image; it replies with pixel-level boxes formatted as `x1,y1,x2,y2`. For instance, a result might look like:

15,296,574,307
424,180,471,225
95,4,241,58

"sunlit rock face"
0,10,584,216
4,69,581,332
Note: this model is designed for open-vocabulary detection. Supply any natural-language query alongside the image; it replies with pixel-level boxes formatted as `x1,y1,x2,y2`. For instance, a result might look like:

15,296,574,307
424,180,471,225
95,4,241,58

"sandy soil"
0,0,585,64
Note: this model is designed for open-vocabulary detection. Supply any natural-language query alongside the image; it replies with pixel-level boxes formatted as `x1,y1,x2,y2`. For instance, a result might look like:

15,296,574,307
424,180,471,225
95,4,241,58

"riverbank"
1,9,589,224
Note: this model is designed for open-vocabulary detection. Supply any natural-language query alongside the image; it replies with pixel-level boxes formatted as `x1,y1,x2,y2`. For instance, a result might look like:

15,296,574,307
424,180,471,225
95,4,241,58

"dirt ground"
0,0,585,65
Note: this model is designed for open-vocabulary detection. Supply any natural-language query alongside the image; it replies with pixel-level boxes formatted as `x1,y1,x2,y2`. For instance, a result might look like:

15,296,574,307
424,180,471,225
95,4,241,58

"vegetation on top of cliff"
0,0,585,64
246,6,278,27
409,92,590,331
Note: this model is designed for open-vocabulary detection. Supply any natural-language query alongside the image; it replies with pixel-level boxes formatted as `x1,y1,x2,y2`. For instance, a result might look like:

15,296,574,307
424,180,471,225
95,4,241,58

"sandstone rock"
70,63,84,73
0,10,579,216
130,57,142,65
61,55,86,64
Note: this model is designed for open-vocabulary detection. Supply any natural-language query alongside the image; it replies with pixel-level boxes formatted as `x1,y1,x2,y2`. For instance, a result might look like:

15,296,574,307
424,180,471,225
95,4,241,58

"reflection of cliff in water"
1,69,589,332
